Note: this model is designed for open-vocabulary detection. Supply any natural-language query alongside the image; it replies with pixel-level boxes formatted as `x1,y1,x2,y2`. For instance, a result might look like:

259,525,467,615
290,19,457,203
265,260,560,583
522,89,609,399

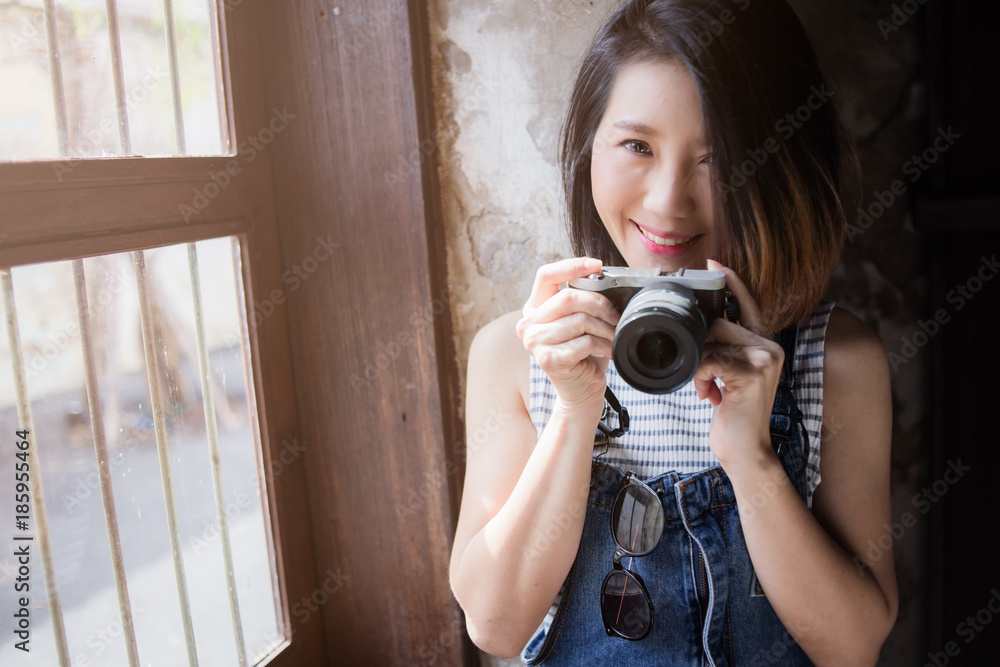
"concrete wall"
428,1,927,664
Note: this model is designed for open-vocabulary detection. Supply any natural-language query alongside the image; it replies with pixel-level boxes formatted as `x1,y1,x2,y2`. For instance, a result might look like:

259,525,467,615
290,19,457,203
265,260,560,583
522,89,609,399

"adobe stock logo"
925,588,1000,666
847,126,961,244
179,107,297,223
888,254,999,372
717,84,835,200
878,0,928,41
852,459,971,576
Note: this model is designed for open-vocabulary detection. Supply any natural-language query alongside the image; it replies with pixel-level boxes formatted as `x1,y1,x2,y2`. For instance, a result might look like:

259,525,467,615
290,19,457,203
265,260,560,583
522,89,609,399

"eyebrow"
612,119,658,135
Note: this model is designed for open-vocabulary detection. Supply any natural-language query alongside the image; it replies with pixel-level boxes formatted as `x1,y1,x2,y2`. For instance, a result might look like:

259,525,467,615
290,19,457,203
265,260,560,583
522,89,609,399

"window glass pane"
0,0,228,161
0,236,282,666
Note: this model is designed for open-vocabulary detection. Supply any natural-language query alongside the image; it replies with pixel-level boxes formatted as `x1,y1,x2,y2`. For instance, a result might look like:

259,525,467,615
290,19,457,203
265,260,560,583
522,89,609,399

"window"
0,1,319,665
1,0,227,161
0,238,282,665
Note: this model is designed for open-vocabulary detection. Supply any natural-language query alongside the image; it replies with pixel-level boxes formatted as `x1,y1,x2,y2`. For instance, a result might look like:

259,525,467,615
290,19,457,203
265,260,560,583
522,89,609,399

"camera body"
566,267,738,394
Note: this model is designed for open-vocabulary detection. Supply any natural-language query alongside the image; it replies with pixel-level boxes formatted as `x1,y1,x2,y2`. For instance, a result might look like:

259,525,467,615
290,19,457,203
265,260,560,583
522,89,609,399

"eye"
700,153,717,166
622,140,652,155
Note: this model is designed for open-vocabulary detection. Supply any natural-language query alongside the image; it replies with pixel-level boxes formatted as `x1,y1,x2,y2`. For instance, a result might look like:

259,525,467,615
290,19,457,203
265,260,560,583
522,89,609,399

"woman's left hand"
693,259,785,471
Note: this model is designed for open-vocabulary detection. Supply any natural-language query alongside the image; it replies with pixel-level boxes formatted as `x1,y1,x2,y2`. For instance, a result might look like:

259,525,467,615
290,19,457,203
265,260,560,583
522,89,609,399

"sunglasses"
600,471,666,640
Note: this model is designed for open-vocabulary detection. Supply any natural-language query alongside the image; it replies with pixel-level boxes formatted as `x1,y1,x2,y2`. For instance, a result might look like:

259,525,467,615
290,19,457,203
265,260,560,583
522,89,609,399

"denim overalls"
521,326,815,666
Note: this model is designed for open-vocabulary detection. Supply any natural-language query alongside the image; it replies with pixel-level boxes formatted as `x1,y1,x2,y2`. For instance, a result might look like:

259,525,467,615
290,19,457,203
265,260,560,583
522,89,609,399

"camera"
566,267,739,394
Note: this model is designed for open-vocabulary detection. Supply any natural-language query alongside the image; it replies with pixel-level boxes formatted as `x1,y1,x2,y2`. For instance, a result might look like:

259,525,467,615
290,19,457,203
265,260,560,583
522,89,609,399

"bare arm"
448,258,620,658
700,303,898,665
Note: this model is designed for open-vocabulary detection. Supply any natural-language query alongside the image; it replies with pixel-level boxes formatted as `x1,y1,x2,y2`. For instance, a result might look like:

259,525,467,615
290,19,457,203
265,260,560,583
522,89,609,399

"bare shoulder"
812,305,892,516
822,306,890,394
468,309,531,411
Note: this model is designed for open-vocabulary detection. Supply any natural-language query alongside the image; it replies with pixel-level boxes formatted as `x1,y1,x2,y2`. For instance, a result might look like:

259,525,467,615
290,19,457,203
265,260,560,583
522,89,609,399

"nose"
642,160,697,219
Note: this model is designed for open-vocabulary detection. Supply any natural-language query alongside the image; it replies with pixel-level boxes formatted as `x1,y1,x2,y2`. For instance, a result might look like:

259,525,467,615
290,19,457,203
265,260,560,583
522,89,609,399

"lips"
632,221,701,253
637,227,696,247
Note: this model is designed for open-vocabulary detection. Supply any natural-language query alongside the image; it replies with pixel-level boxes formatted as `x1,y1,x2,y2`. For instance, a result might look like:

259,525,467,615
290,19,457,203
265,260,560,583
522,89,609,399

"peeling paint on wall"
427,1,613,365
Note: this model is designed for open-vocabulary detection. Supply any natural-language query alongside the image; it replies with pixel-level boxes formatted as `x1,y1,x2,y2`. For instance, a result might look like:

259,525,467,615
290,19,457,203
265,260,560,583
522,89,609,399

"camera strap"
597,386,630,439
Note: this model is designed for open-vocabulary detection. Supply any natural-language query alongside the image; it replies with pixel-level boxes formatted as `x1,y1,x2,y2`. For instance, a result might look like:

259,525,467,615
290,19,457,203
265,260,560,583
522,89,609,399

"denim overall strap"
769,324,810,505
521,325,816,666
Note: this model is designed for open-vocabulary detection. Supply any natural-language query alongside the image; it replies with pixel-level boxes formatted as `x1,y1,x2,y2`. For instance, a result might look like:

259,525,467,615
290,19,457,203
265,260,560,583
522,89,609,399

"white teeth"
639,227,694,247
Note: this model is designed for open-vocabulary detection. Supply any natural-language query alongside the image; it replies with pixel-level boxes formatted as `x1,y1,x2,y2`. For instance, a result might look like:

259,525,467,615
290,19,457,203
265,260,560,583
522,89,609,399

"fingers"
694,376,723,406
524,257,603,314
521,310,617,350
516,258,618,407
693,331,784,404
532,334,613,370
700,321,784,375
693,348,748,396
517,258,621,353
517,295,618,363
704,315,765,347
706,259,765,336
527,284,621,327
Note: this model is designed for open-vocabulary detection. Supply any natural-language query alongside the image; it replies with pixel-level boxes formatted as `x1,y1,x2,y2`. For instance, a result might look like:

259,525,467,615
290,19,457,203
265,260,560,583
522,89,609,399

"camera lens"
612,282,707,394
635,331,678,371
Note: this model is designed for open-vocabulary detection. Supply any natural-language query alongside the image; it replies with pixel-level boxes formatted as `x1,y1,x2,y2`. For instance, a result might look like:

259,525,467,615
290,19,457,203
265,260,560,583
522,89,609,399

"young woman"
449,0,898,664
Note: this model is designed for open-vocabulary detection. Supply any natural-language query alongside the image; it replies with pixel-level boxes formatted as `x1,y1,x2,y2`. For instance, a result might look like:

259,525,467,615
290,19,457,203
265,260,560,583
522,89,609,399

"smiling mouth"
634,223,699,247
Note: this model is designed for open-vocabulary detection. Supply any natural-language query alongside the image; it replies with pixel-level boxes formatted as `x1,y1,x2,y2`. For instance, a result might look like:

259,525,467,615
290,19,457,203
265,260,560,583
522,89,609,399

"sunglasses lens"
601,570,652,639
611,481,664,555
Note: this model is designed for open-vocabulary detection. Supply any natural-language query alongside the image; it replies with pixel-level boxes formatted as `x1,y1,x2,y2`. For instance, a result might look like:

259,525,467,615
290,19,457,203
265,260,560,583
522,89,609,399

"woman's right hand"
515,257,621,410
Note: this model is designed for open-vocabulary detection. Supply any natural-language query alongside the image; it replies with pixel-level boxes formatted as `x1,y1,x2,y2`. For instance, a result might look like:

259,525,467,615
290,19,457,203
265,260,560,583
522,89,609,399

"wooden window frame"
0,2,326,664
0,1,471,664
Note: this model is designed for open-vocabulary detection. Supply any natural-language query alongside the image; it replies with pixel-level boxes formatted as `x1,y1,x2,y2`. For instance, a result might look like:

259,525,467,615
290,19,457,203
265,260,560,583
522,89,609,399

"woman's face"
590,59,716,271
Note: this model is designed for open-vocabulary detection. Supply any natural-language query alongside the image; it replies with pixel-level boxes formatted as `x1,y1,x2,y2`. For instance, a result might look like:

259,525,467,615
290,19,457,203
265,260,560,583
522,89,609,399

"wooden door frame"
247,0,472,664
